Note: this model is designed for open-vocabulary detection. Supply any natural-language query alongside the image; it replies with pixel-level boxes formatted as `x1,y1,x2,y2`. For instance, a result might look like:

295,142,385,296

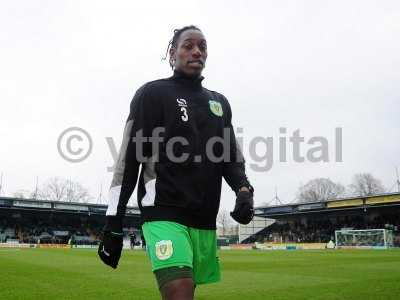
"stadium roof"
0,196,140,217
254,192,400,218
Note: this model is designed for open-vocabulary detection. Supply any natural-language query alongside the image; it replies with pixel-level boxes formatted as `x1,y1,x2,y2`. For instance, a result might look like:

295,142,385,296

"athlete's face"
170,29,207,77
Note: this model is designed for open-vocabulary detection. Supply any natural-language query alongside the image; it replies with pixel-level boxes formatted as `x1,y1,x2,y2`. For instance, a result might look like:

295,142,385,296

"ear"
169,47,176,60
169,47,176,67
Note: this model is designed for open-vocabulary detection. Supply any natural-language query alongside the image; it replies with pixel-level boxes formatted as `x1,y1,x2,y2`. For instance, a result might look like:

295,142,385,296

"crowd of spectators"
2,212,399,247
0,218,102,245
0,215,144,247
252,214,400,246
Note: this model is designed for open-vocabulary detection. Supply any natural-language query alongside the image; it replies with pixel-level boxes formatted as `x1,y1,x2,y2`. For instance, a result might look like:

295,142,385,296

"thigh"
188,228,221,285
142,221,193,272
160,277,194,300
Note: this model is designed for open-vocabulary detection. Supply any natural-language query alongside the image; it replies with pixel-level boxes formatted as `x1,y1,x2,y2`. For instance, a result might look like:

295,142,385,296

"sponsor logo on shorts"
155,240,173,260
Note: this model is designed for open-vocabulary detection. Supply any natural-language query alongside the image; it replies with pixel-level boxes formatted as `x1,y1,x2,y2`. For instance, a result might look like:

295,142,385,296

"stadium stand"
2,193,400,249
241,192,400,246
248,215,399,244
0,197,142,247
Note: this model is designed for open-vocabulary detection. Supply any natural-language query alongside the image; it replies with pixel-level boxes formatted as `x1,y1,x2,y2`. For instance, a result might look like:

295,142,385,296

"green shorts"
142,221,221,285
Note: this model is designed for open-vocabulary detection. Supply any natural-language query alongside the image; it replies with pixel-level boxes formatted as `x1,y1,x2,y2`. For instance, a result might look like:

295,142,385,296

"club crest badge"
209,100,223,117
155,240,173,260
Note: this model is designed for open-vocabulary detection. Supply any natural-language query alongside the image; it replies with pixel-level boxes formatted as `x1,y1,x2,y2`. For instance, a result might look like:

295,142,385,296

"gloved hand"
230,189,254,225
98,217,123,269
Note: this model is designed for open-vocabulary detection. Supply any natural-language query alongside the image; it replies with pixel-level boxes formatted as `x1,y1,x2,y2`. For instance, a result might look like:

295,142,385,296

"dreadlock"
162,25,202,69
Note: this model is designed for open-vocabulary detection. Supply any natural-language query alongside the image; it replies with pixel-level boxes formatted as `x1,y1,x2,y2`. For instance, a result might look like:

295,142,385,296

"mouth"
188,60,204,67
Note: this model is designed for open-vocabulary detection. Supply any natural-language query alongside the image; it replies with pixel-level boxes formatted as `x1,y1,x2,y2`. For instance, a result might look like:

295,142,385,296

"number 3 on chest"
177,98,189,122
180,107,188,122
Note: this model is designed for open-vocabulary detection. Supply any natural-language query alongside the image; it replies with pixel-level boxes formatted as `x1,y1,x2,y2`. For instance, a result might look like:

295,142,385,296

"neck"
171,69,204,89
173,69,202,79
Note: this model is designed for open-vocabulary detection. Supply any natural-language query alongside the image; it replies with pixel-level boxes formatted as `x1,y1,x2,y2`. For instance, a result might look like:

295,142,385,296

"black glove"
98,217,123,269
230,190,254,225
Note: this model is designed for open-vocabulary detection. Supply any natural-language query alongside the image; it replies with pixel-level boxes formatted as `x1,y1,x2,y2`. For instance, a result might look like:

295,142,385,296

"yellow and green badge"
209,100,223,117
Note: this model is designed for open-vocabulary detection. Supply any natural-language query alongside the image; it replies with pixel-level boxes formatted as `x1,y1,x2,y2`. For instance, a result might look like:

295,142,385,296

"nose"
192,46,202,58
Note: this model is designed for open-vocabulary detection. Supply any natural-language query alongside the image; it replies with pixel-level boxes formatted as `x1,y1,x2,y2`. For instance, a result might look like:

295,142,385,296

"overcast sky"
0,0,399,212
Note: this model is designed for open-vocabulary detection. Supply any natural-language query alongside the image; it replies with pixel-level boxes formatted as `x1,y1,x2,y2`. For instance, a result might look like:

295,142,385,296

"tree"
65,181,91,203
217,210,233,236
297,178,345,203
348,173,385,196
12,189,31,199
38,177,66,201
38,177,92,202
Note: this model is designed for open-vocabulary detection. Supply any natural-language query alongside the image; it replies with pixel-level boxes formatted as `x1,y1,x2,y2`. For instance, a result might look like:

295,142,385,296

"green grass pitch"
1,248,400,300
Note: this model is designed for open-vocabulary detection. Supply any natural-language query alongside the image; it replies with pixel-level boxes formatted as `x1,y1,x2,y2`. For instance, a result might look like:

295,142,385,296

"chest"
162,89,226,136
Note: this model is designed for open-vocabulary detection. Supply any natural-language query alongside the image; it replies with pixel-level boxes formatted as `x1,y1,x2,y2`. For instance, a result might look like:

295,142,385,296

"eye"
183,43,193,50
199,44,207,51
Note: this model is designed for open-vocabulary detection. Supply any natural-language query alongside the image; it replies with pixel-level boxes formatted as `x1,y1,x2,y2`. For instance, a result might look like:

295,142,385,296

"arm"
105,85,146,229
99,84,159,268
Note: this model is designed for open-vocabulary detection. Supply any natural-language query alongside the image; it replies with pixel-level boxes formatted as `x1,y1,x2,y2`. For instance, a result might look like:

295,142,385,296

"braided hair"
163,25,202,69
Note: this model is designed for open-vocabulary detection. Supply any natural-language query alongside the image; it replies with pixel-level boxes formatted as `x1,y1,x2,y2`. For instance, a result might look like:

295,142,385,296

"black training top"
106,70,252,230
